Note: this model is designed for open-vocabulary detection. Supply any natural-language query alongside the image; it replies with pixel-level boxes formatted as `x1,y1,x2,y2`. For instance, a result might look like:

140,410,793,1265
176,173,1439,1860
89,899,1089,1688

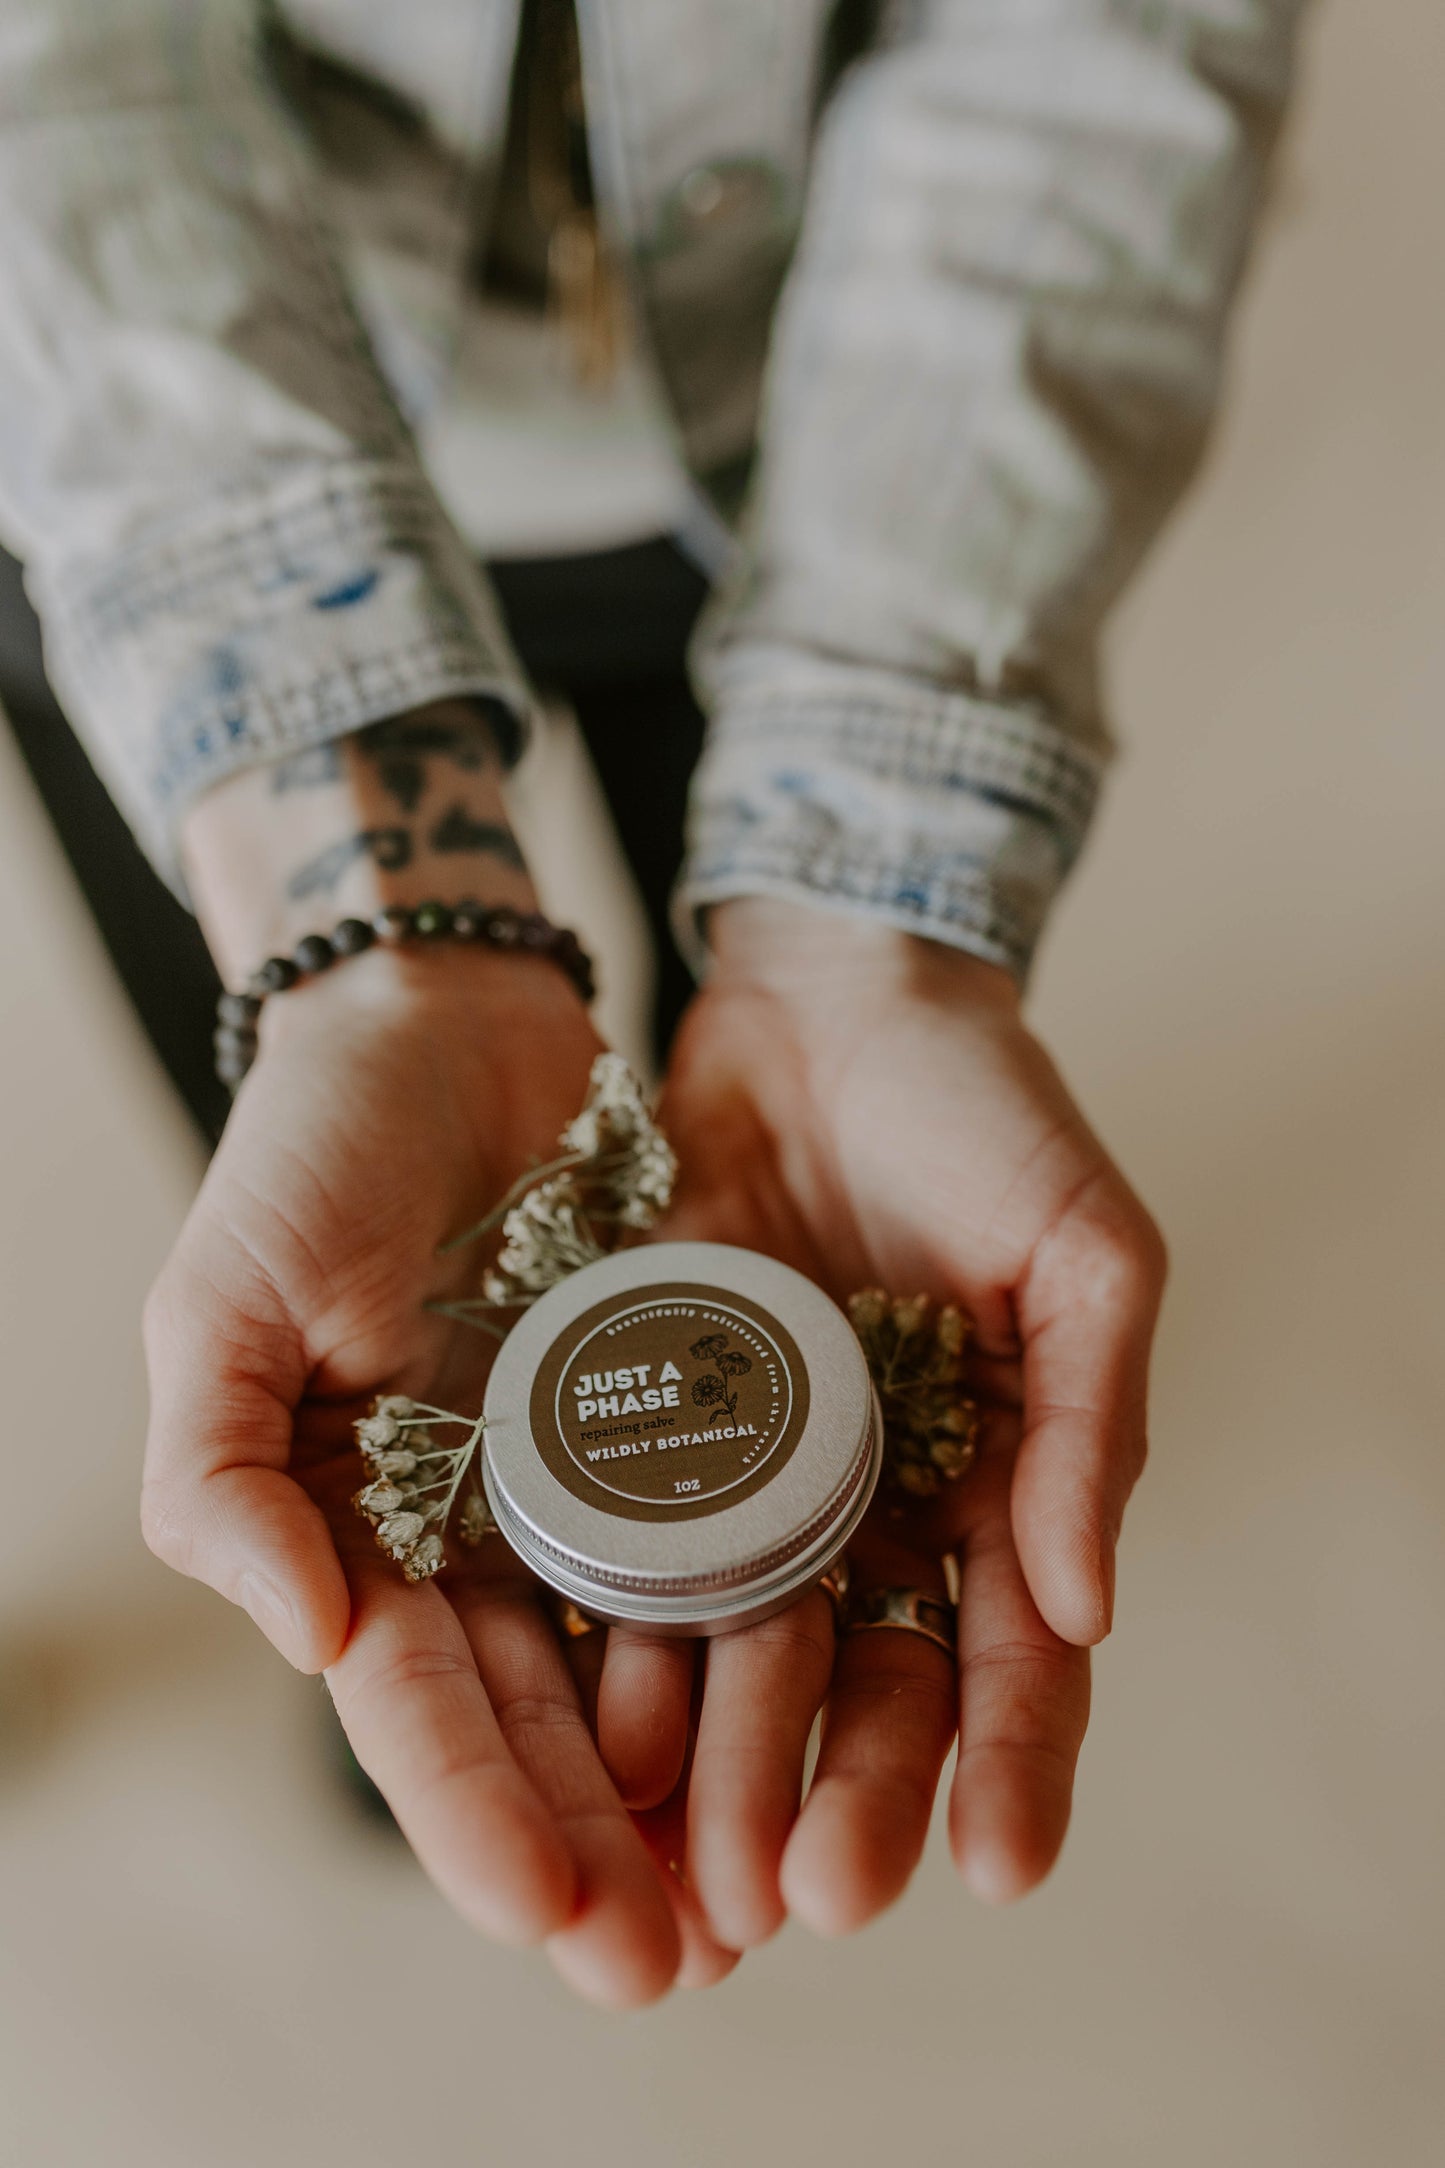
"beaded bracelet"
213,900,596,1092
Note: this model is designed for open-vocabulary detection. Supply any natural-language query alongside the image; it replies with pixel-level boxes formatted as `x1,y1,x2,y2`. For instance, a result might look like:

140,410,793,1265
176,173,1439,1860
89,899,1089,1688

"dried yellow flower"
847,1289,889,1334
849,1287,980,1499
889,1294,930,1341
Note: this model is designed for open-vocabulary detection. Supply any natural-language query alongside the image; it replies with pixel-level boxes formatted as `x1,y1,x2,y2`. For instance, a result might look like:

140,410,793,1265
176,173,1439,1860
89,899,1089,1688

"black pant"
0,537,709,1145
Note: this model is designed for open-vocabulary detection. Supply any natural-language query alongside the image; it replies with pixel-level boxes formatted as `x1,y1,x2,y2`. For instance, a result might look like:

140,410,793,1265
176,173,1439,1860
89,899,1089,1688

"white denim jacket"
0,0,1301,976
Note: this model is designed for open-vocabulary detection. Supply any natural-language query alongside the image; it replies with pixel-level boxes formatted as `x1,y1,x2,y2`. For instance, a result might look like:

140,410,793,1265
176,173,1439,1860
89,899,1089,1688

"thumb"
140,1219,351,1672
1011,1184,1166,1646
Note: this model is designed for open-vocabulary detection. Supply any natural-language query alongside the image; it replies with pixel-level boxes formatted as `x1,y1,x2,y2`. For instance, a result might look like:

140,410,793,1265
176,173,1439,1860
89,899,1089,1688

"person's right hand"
146,706,743,2006
140,940,740,2004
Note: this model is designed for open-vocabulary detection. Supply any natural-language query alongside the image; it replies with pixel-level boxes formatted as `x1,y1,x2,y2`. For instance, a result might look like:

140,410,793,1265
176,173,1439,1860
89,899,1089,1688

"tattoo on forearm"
359,715,494,814
281,799,522,902
286,828,412,900
272,710,520,904
428,803,525,866
271,743,343,793
360,716,492,768
268,713,500,812
374,754,426,814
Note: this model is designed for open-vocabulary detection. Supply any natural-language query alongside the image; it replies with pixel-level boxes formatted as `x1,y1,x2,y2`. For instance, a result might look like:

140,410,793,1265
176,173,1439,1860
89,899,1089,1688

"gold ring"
551,1597,605,1639
817,1554,851,1627
847,1585,955,1659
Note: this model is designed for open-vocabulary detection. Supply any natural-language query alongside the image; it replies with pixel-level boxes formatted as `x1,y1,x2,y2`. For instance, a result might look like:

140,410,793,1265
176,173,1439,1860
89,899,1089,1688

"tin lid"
481,1242,880,1630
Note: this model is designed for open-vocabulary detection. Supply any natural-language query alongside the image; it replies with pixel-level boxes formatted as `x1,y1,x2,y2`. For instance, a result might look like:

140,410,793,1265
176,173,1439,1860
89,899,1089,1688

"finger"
912,1401,1021,1560
949,1495,1091,1904
780,1593,956,1938
325,1561,576,1945
452,1578,681,2010
634,1752,742,1992
653,1852,742,1992
686,1592,834,1948
597,1628,696,1809
1013,1196,1166,1643
559,1614,606,1729
141,1247,349,1672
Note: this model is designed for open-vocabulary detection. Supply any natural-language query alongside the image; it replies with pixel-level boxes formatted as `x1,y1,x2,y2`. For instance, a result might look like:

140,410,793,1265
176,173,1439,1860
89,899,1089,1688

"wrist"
217,903,596,1093
181,702,536,984
258,934,591,1050
705,897,1020,1016
216,935,604,1158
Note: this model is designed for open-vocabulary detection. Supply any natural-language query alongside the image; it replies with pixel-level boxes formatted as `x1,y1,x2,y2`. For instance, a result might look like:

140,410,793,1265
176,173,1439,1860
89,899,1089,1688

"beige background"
2,2,1442,2161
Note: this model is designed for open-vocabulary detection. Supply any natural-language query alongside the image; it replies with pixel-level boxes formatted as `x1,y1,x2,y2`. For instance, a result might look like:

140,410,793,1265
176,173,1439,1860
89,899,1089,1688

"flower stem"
423,1300,512,1336
433,1414,487,1526
436,1149,588,1255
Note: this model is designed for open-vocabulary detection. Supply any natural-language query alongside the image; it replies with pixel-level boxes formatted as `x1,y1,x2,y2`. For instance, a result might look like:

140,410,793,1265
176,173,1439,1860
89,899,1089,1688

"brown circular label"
528,1281,812,1523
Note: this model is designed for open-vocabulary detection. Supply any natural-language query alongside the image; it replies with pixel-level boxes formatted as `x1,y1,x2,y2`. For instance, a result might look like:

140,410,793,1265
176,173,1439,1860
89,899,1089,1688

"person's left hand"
588,897,1165,1950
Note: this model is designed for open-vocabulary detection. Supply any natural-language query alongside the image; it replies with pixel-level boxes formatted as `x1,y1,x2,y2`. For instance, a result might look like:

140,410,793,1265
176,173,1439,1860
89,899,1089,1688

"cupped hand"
139,946,734,2006
596,897,1165,1947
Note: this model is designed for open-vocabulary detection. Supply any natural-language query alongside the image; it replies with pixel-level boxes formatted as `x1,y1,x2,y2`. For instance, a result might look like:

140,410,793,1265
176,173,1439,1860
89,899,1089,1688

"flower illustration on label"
689,1333,753,1426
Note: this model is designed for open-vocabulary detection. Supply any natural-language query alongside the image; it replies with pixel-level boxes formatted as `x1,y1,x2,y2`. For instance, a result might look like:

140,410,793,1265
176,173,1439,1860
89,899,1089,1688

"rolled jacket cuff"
33,458,533,893
673,660,1106,982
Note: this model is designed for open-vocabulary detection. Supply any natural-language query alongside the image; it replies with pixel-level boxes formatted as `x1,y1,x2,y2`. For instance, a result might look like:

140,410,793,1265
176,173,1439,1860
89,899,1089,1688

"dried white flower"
357,1479,407,1515
458,1491,494,1547
485,1177,607,1304
351,1397,489,1585
559,1051,649,1155
355,1412,402,1452
454,1055,675,1312
370,1448,418,1479
616,1134,676,1226
403,1535,445,1583
377,1511,427,1551
568,1054,678,1229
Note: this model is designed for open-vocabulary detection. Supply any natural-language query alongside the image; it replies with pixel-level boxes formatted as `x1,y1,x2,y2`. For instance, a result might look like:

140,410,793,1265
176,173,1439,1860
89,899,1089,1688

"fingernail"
238,1568,297,1649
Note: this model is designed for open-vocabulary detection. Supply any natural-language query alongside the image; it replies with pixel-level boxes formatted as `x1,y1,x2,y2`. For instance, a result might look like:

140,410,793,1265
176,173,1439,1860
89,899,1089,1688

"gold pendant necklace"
530,0,621,389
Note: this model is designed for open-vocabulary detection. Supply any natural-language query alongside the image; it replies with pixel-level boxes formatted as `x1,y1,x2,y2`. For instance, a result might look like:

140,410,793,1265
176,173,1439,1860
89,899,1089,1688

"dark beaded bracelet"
214,901,596,1094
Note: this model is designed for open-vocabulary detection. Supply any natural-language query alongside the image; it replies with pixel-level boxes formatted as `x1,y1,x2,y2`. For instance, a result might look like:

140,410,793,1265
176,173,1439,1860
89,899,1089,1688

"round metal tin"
481,1242,881,1634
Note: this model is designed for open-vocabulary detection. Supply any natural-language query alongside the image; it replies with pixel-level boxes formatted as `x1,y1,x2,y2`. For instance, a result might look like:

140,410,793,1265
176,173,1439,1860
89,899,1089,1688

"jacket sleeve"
677,0,1304,979
0,1,529,889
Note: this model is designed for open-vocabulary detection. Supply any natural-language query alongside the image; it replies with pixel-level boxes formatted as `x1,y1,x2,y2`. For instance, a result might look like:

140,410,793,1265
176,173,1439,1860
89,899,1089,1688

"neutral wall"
2,2,1442,2161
